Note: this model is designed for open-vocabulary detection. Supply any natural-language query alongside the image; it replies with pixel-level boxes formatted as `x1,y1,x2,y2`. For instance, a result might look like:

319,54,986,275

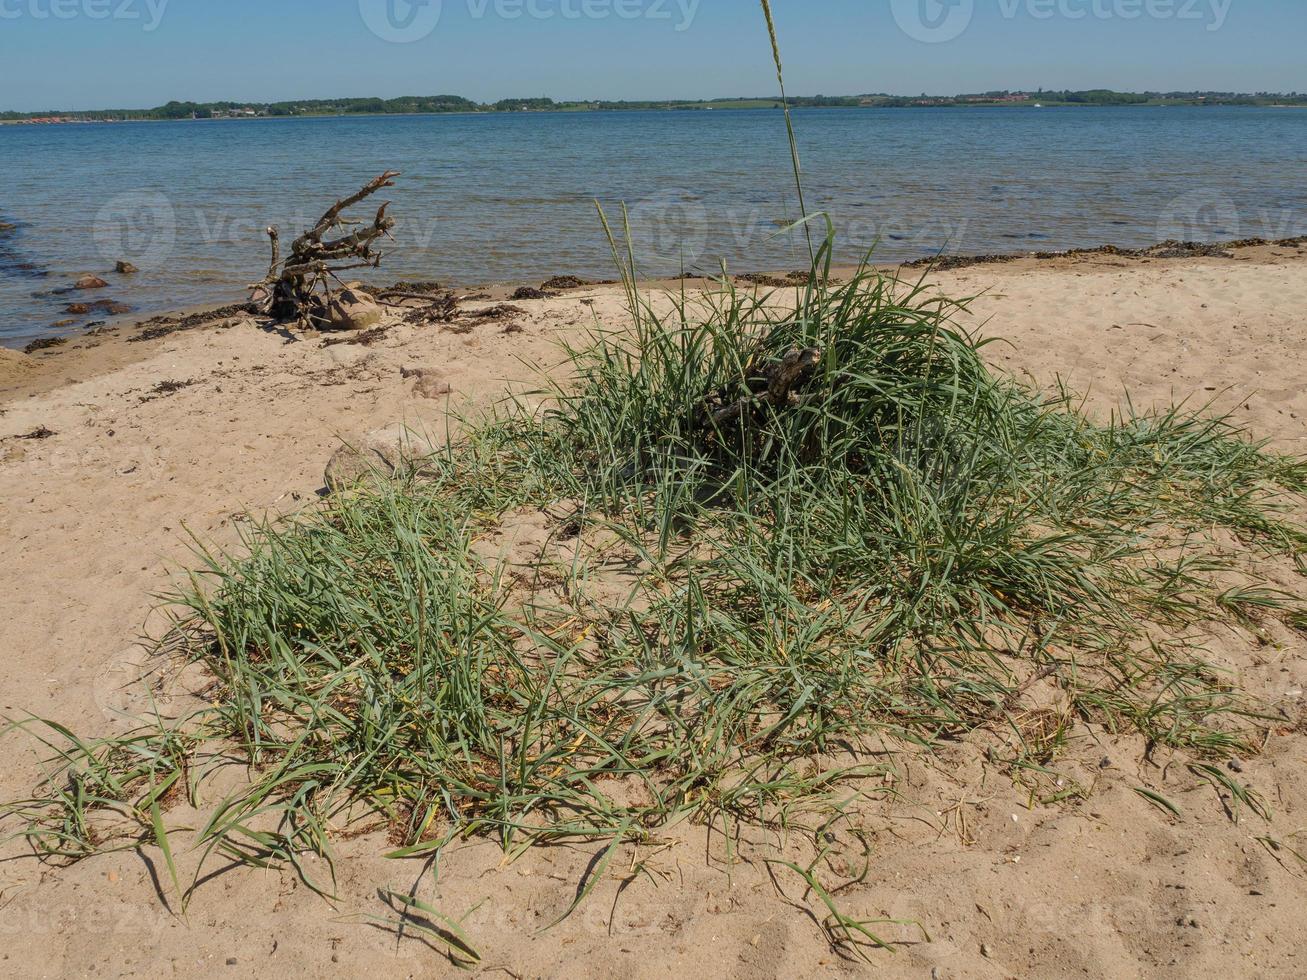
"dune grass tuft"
4,232,1305,943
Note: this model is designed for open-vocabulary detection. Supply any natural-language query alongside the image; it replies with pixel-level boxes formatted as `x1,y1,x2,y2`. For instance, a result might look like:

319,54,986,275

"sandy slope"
1,244,1306,978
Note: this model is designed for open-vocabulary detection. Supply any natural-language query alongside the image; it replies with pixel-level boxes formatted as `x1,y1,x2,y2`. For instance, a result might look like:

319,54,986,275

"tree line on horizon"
4,89,1306,121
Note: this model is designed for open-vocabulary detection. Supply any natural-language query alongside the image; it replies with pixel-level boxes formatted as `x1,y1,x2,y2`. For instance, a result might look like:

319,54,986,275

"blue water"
3,106,1306,347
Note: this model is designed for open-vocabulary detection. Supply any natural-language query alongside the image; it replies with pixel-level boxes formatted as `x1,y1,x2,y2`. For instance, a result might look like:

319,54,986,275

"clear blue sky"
1,0,1303,111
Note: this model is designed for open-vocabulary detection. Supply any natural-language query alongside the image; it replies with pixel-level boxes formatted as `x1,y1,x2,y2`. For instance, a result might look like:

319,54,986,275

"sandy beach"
3,242,1307,978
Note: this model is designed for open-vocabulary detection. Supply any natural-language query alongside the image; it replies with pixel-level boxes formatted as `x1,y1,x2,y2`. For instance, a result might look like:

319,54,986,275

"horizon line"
6,86,1307,117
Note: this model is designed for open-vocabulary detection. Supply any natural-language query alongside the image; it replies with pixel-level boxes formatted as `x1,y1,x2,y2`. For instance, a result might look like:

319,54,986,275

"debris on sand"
129,302,256,343
902,252,1018,272
15,426,57,440
462,303,527,321
248,171,400,330
321,325,390,348
541,275,590,290
737,271,810,288
23,336,68,354
391,290,459,326
903,234,1307,273
139,378,197,402
510,286,559,300
381,280,445,295
396,297,528,332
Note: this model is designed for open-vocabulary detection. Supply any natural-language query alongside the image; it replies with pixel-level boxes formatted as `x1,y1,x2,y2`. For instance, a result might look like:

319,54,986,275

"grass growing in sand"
4,226,1307,960
5,5,1307,964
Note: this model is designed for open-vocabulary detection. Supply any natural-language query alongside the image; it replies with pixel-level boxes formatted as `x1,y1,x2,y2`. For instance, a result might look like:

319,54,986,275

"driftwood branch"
708,347,823,427
248,170,401,328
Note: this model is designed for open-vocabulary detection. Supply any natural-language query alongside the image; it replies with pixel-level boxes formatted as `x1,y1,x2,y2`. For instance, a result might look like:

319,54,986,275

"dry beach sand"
2,242,1307,978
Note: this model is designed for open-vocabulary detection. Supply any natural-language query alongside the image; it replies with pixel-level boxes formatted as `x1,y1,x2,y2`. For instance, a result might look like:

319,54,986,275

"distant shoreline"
5,88,1306,123
4,102,1305,127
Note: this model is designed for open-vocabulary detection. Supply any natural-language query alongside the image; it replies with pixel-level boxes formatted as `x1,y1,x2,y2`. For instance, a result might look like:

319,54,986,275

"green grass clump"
4,232,1305,934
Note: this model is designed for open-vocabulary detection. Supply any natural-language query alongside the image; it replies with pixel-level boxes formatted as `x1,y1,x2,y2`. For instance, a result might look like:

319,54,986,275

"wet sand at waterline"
2,242,1307,978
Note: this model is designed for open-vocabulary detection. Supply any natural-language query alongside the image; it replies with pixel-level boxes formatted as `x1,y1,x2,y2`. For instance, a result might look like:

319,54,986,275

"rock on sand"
324,423,438,493
326,288,384,331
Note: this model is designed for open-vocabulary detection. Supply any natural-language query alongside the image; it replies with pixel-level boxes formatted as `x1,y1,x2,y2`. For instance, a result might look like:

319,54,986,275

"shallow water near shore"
2,105,1306,348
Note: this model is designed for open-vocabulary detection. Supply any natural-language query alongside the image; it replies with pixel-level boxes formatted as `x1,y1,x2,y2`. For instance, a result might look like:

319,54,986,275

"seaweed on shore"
510,286,558,300
320,325,390,348
138,378,198,402
379,279,446,295
22,336,67,354
541,275,591,290
128,302,256,343
904,234,1307,273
